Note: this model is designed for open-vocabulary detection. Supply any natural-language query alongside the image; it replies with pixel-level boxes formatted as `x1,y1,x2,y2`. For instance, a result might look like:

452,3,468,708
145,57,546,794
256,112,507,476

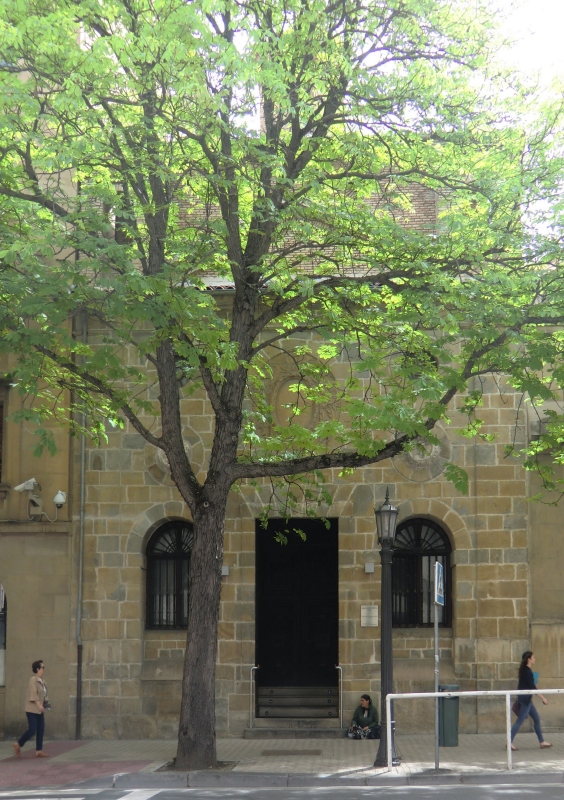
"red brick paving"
0,743,152,788
13,741,87,758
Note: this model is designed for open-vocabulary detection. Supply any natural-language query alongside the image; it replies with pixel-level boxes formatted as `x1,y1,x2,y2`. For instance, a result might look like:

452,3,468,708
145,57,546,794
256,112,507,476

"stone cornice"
0,521,71,535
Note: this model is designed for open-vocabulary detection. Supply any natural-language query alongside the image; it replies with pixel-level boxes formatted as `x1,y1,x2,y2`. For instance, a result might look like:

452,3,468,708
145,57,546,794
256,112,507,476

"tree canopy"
1,0,564,768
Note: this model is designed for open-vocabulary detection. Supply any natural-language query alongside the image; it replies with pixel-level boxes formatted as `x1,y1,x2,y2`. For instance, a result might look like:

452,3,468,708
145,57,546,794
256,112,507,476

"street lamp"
374,488,400,767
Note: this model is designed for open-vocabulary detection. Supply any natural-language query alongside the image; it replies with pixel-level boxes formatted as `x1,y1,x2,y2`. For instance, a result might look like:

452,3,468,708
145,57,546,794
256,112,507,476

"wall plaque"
361,605,379,627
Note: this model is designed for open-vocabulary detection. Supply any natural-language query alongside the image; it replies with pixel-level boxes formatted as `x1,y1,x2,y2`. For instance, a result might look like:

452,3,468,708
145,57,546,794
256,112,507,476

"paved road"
2,786,564,800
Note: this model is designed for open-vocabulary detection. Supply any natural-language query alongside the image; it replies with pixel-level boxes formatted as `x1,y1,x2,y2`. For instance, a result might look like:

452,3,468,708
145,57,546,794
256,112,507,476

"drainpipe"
75,312,87,739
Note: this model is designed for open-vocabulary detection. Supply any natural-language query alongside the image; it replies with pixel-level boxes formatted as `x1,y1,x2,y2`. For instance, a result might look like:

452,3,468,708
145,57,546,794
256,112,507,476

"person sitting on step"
347,693,380,739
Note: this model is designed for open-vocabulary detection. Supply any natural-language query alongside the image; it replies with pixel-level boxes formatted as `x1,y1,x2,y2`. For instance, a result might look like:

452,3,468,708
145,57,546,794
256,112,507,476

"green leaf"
444,463,469,496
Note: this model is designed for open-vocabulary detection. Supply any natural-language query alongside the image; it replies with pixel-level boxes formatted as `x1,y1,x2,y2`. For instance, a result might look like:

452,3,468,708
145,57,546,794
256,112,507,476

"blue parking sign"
434,561,445,606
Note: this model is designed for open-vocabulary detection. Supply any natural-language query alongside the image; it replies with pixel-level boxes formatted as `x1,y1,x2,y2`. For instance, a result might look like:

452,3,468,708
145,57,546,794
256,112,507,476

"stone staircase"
244,686,345,739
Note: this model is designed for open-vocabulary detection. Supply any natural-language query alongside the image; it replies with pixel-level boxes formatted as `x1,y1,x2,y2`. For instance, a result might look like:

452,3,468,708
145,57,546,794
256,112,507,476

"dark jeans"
511,699,544,743
18,712,45,751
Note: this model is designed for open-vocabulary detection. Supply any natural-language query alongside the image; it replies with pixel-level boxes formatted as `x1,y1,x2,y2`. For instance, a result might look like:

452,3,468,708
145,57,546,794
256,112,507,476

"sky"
500,0,564,86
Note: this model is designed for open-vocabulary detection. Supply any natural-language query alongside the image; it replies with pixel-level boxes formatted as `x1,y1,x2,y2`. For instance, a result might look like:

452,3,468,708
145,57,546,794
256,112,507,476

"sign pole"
434,598,439,770
434,561,445,771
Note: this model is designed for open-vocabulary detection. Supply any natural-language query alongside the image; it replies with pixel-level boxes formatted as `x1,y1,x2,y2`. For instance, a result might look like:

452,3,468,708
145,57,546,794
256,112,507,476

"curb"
83,769,564,788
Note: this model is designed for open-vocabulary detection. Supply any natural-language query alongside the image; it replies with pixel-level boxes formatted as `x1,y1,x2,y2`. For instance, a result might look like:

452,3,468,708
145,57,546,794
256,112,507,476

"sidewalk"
0,739,174,788
2,733,564,788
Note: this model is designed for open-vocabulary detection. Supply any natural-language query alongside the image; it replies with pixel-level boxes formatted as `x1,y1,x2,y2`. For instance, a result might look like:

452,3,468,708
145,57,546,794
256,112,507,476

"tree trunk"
176,497,226,770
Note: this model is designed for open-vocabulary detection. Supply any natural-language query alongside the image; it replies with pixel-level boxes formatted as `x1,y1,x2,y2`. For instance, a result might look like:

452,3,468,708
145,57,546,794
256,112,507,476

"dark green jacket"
351,703,379,729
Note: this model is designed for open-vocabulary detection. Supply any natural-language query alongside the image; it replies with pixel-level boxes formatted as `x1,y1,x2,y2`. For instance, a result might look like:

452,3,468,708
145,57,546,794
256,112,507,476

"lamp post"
374,488,400,767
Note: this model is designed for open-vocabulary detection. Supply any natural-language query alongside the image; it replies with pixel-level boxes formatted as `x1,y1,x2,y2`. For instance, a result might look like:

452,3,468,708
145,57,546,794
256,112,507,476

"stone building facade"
1,349,564,741
0,183,563,740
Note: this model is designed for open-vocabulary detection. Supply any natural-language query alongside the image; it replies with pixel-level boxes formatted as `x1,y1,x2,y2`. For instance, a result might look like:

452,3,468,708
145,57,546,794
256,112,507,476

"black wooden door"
255,518,338,686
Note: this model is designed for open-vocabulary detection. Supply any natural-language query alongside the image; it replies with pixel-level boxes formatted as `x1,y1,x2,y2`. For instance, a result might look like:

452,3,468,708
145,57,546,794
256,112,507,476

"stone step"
255,686,341,720
243,727,347,739
258,686,338,697
258,706,338,718
258,696,338,707
253,716,341,729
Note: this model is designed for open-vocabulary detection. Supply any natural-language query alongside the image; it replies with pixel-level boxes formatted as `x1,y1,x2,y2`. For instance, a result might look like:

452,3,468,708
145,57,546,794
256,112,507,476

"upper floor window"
145,521,194,630
392,518,451,628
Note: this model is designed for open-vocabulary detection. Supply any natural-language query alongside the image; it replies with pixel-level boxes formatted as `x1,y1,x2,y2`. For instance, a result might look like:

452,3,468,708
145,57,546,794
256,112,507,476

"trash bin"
439,684,459,747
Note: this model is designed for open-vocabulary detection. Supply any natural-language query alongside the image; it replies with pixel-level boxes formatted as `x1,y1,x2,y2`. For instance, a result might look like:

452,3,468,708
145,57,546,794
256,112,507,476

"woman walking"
13,660,49,758
511,651,552,751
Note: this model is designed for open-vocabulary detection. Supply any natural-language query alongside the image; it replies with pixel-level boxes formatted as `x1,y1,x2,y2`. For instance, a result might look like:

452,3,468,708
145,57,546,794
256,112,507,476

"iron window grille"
391,518,452,628
146,521,194,630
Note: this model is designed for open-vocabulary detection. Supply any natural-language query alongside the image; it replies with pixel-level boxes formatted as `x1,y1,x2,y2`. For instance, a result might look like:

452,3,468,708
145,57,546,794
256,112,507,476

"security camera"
14,479,39,493
53,491,67,508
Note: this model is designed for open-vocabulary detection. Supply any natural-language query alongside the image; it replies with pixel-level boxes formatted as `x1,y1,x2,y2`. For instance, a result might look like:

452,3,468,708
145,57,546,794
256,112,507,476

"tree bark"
176,497,227,770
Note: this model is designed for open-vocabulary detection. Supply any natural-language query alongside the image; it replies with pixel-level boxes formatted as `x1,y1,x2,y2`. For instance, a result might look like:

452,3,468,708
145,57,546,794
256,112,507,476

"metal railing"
249,665,259,730
385,688,564,772
335,665,343,729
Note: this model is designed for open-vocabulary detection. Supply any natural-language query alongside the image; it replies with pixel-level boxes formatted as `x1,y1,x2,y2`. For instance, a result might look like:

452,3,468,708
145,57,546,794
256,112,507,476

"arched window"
146,521,194,629
392,518,452,628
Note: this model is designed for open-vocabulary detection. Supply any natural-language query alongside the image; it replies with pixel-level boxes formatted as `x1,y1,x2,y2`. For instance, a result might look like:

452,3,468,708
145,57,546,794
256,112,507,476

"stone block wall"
0,331,540,739
528,464,564,730
1,529,73,739
0,353,74,739
61,354,539,739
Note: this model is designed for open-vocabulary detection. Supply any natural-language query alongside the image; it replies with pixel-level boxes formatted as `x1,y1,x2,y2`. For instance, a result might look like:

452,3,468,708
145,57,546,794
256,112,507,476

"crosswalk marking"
0,791,105,797
0,796,87,800
0,792,163,800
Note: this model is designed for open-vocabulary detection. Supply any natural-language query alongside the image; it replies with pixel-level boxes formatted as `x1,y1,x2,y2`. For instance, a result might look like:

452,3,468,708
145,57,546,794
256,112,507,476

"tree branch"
231,333,513,482
0,187,69,219
30,342,162,448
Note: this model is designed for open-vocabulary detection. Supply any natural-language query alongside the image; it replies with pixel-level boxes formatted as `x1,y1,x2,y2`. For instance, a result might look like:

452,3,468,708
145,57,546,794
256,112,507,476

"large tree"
1,0,564,769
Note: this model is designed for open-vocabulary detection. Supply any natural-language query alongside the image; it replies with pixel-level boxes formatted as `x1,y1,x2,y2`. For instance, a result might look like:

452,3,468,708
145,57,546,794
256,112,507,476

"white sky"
500,0,564,85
